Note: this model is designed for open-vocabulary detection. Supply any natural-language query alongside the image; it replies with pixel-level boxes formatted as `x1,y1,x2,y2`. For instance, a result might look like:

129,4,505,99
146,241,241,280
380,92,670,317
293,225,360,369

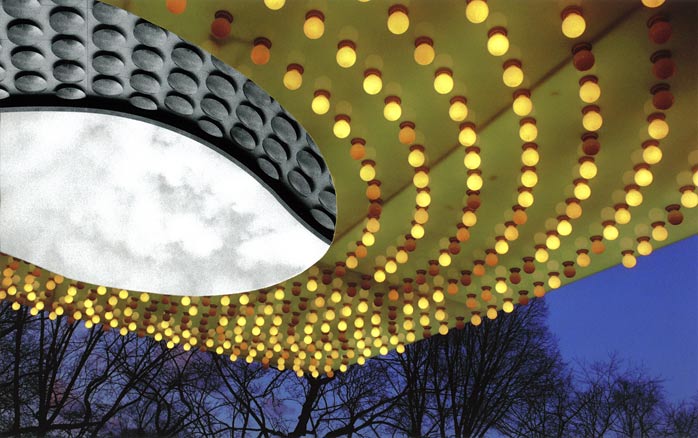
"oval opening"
0,111,330,295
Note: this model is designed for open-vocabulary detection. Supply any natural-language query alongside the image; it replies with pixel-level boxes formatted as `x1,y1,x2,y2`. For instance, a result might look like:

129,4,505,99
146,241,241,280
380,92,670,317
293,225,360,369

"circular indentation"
15,72,47,93
11,48,44,70
129,94,158,110
165,93,194,115
92,2,127,24
236,103,264,130
201,96,230,121
243,80,272,107
55,84,85,100
296,149,323,177
3,0,41,18
311,208,335,230
319,190,337,214
168,71,198,95
92,52,124,75
133,20,167,47
262,137,289,163
49,8,85,33
132,47,164,71
258,157,280,180
130,72,161,94
198,118,224,138
172,45,203,70
231,124,257,151
271,114,300,143
93,27,126,50
7,21,43,46
92,76,123,96
52,37,85,60
53,61,85,83
0,87,9,100
206,73,236,98
288,169,312,197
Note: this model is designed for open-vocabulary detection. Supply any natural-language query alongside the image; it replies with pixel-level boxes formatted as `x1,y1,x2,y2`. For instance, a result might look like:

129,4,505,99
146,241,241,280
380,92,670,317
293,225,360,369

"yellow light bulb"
264,0,285,10
557,219,572,236
434,69,454,94
361,231,375,247
615,207,631,224
693,169,698,186
396,249,409,264
416,190,431,207
283,65,303,90
603,223,619,240
622,253,637,268
466,0,489,24
642,144,663,165
374,269,386,282
467,172,483,191
336,41,357,68
333,116,351,139
363,71,383,95
311,91,330,115
681,189,698,208
535,247,549,263
463,150,481,169
503,300,514,313
413,170,429,188
546,234,561,250
387,6,409,35
459,124,477,146
408,147,425,167
449,98,468,121
579,159,597,179
385,259,398,273
504,224,519,241
414,37,435,65
471,313,482,326
521,169,538,188
521,146,539,166
384,98,402,121
642,0,665,8
574,181,591,200
519,120,538,142
625,188,643,207
652,224,668,241
512,93,532,116
548,275,561,289
582,109,603,131
634,167,653,187
399,123,416,144
303,12,325,39
487,307,498,320
648,117,669,139
579,78,600,103
438,252,452,266
359,162,375,181
518,190,534,207
577,251,591,267
495,239,509,255
411,223,425,239
495,279,507,293
637,240,653,256
462,210,477,227
487,29,509,56
561,10,586,39
502,62,523,88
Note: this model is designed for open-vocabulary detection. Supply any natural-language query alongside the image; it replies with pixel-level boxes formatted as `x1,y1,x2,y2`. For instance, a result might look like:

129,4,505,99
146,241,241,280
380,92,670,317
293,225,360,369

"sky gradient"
546,235,698,403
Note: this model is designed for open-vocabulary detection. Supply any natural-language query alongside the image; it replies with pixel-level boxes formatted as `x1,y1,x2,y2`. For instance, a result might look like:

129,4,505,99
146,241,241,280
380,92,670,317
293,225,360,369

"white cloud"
0,111,328,295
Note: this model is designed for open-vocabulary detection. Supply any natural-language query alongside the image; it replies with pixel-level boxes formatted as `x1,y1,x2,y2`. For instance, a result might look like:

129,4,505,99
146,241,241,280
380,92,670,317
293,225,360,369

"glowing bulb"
304,11,325,39
582,107,603,131
462,210,477,227
519,119,538,142
518,189,534,207
359,161,375,182
652,223,668,241
574,180,591,200
548,275,561,289
622,252,637,268
603,223,619,240
438,251,452,267
385,259,398,273
546,233,561,250
467,172,483,190
411,223,425,239
502,300,514,313
642,0,665,8
614,206,631,224
166,0,187,14
336,40,357,68
363,69,383,95
637,239,653,256
648,115,669,139
333,115,351,139
466,0,489,24
579,76,600,103
579,158,597,179
384,97,402,121
283,64,303,90
495,278,507,293
408,146,425,167
681,188,698,208
459,123,477,146
251,38,272,65
463,149,482,170
487,307,498,320
521,145,539,166
413,169,429,188
374,269,386,282
311,90,330,115
521,169,538,188
414,37,435,65
642,142,663,165
471,313,482,326
487,28,509,56
399,122,416,144
264,0,285,10
495,239,509,255
566,200,582,219
504,223,519,240
512,91,533,116
387,5,409,35
634,166,653,187
625,187,643,207
561,7,586,39
502,60,523,88
434,69,454,94
361,231,375,247
449,97,468,121
535,247,549,263
416,190,431,207
557,219,572,236
577,251,591,267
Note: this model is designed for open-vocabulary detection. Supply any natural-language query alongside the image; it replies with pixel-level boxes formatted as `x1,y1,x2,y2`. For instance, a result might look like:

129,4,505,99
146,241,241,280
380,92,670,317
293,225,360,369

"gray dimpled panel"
0,0,336,243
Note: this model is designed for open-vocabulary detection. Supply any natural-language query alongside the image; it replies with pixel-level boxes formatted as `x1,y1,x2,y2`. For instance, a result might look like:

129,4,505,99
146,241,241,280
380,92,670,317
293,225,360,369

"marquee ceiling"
1,0,696,376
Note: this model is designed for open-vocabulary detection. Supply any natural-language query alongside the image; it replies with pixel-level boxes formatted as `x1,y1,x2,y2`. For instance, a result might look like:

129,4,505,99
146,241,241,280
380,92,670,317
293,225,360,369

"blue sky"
546,235,698,403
